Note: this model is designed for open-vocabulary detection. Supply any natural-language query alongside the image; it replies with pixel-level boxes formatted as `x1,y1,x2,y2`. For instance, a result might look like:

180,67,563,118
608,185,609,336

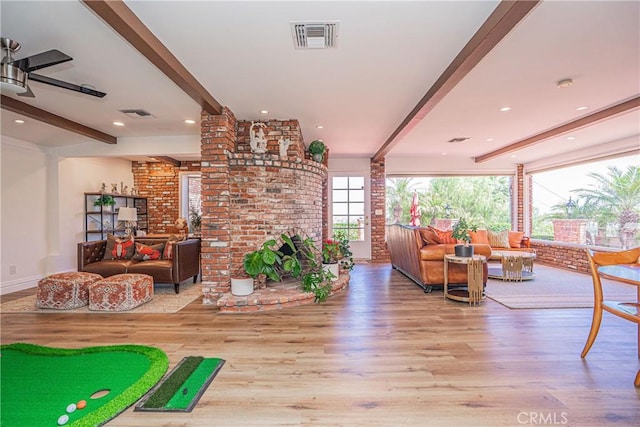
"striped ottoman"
36,272,103,310
88,274,154,312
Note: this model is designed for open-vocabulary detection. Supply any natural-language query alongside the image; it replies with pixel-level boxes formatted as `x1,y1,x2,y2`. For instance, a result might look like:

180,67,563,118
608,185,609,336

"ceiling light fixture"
184,119,196,124
576,106,589,111
486,138,494,142
260,110,268,114
499,107,511,112
113,121,125,126
567,136,576,140
557,78,573,88
316,125,324,129
13,119,24,124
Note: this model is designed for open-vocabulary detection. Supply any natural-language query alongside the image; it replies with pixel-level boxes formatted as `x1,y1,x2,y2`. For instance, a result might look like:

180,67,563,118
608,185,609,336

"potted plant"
321,238,342,281
189,208,202,234
308,140,326,162
242,234,307,290
451,217,477,257
94,194,116,211
333,231,354,272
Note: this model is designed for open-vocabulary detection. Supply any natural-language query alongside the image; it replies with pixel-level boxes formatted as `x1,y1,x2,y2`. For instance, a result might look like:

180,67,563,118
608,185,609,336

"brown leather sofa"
77,237,200,293
386,224,492,292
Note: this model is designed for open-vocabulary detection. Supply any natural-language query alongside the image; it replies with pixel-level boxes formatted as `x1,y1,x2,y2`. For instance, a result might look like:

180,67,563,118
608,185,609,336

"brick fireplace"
199,107,326,303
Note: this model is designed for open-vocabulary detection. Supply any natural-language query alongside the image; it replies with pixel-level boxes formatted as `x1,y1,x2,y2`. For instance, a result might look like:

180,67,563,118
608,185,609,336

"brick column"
200,107,237,302
370,158,389,262
516,164,524,232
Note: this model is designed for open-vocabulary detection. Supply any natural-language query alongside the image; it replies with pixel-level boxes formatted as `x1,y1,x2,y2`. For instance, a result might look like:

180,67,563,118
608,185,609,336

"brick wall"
200,112,325,302
551,219,588,245
531,240,591,274
132,161,200,234
370,158,389,262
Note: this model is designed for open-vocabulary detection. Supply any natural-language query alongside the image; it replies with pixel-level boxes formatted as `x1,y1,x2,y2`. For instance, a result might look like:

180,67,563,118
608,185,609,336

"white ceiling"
1,1,638,171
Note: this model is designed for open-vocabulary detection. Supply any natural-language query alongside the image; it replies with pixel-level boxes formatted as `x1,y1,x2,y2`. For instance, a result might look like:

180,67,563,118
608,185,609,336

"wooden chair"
582,248,640,387
502,255,523,282
467,258,484,306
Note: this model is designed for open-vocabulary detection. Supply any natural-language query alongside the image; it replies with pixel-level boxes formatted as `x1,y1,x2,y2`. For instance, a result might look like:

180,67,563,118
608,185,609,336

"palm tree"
573,165,640,248
386,178,419,224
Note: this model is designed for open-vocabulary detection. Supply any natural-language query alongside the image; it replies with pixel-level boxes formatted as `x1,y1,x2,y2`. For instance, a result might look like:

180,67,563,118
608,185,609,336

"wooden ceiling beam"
154,156,181,167
474,96,640,163
372,0,540,162
82,0,222,115
1,95,117,144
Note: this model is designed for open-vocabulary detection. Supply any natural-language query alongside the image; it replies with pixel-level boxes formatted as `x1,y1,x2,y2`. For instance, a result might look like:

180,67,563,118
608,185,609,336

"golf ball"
66,403,77,413
58,414,69,425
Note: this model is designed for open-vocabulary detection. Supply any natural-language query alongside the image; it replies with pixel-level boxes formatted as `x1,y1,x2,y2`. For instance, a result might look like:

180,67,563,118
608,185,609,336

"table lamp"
117,207,138,238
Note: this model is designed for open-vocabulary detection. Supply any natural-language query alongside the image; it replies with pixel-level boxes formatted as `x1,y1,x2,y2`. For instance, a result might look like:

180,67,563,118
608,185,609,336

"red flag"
410,192,421,226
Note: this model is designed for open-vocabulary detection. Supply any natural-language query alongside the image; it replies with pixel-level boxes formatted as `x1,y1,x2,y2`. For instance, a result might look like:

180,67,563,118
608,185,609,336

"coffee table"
488,250,536,281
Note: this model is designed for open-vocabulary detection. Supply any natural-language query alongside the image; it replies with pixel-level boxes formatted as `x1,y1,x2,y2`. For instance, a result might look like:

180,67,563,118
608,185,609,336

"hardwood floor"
2,264,639,426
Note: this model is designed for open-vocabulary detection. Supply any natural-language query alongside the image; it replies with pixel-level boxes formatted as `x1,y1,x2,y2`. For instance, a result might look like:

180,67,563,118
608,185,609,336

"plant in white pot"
451,217,477,257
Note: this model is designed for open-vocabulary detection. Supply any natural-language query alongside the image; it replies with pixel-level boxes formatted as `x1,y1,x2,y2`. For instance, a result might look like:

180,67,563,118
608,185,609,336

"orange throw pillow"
434,228,456,244
419,227,440,245
469,229,490,245
508,231,525,248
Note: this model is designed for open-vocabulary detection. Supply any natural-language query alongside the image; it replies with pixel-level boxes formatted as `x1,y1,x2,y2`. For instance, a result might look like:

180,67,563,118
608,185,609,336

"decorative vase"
312,153,324,163
231,278,254,296
454,245,474,257
322,262,340,281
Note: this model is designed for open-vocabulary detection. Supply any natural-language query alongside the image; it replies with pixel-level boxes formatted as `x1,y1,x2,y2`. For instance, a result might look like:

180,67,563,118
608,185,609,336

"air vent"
447,137,471,143
119,109,155,119
291,21,339,49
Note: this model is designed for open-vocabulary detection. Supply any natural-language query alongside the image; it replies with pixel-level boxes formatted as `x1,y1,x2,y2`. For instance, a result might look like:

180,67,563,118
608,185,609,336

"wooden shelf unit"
84,192,148,241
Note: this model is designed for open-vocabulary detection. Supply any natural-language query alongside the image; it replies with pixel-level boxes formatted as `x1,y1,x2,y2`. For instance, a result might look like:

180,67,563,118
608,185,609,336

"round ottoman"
88,274,154,312
36,272,103,310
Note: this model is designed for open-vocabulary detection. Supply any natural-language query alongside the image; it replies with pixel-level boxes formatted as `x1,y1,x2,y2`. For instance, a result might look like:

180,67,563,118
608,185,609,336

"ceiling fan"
0,37,106,98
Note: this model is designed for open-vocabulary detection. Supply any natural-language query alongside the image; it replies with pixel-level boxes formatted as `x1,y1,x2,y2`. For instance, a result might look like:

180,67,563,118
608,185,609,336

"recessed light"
260,110,268,114
441,152,447,156
184,119,196,124
13,119,24,124
567,136,576,140
510,154,517,158
113,121,125,126
557,78,573,88
316,125,324,129
486,138,493,142
499,107,511,112
576,106,589,111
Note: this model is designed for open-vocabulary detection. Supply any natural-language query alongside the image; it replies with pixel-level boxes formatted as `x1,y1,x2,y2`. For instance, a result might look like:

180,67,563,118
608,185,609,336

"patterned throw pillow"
487,230,510,248
102,234,135,260
162,234,184,260
132,242,164,261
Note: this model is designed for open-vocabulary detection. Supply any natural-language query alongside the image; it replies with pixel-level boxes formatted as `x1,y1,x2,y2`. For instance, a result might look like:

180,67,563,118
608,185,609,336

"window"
332,176,365,241
531,155,639,248
180,172,201,227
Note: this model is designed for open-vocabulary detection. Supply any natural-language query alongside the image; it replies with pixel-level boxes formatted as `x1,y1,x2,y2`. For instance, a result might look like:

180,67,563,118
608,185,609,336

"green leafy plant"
243,234,313,283
301,268,333,303
308,140,326,155
94,194,116,207
322,239,342,264
189,208,202,232
333,230,354,271
451,217,477,245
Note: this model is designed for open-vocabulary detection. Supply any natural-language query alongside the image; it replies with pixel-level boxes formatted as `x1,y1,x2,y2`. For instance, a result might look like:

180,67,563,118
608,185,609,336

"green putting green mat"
0,342,168,427
135,356,225,412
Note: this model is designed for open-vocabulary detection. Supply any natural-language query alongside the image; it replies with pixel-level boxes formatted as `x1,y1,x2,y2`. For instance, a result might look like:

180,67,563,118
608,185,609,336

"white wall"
1,137,134,295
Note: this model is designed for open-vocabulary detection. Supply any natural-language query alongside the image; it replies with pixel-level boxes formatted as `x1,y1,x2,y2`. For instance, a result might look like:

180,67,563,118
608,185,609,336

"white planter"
322,263,340,281
231,278,254,296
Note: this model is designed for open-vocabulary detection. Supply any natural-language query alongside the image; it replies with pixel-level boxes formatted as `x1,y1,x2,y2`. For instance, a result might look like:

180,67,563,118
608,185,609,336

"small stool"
88,274,154,312
36,272,103,310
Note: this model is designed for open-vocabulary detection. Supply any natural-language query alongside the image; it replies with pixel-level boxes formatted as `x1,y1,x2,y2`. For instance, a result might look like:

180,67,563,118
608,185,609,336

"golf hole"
90,389,111,399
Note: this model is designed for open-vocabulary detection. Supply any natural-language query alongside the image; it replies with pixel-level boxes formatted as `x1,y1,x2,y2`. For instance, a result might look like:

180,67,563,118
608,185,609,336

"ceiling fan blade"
16,84,35,98
12,49,72,72
28,73,106,98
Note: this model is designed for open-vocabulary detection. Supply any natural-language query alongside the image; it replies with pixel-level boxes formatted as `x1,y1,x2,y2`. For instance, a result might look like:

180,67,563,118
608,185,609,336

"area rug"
0,342,168,427
0,282,201,314
135,356,225,412
485,264,637,309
